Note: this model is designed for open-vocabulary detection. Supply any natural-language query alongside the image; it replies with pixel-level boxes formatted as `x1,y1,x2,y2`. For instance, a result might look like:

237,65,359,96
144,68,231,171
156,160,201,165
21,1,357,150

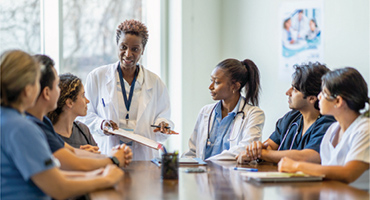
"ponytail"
241,59,261,106
216,58,261,106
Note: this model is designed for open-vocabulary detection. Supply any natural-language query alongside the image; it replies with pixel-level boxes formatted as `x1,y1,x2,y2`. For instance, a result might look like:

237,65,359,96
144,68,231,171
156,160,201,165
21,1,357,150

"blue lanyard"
117,63,139,120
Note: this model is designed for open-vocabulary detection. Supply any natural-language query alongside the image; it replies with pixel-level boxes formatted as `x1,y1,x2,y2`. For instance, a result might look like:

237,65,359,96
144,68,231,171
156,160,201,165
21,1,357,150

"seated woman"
278,67,369,190
183,58,265,160
0,50,123,199
306,19,321,41
47,73,99,153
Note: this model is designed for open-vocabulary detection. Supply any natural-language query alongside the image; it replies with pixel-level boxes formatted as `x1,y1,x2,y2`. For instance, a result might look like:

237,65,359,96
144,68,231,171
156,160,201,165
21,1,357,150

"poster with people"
279,1,324,80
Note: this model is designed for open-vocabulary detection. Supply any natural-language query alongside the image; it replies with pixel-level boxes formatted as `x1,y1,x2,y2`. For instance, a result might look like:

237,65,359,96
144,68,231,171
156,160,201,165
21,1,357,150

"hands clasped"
237,141,269,164
80,144,100,154
111,144,133,167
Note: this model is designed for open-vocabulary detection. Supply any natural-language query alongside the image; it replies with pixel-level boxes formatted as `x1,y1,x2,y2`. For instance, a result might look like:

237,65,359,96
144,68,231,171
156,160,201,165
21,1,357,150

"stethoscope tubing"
277,115,301,151
207,99,247,145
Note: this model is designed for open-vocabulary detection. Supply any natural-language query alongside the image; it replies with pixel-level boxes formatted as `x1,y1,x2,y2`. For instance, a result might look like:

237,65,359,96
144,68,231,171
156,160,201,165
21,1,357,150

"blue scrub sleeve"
6,124,56,181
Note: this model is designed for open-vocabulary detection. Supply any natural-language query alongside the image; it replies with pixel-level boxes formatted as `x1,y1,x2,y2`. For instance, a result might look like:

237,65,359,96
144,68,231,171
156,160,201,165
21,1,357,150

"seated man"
26,54,132,171
237,62,336,164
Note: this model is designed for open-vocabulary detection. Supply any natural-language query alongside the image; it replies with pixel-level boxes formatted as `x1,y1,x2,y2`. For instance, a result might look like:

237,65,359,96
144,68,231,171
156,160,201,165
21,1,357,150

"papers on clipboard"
241,171,324,183
108,128,162,150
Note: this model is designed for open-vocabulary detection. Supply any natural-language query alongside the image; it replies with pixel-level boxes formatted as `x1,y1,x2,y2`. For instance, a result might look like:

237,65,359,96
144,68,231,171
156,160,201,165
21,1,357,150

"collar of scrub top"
277,113,322,151
117,62,139,121
206,99,248,146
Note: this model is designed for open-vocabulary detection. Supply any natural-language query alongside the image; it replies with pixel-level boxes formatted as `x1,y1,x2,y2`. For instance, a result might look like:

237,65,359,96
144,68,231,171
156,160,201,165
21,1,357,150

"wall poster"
279,0,324,80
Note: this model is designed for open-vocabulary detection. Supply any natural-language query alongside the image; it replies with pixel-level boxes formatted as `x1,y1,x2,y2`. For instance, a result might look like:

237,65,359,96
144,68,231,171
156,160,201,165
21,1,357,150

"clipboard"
107,128,162,150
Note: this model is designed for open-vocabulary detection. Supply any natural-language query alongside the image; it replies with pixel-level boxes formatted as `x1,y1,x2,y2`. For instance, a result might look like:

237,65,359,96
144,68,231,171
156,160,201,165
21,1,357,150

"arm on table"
32,165,123,199
278,157,369,183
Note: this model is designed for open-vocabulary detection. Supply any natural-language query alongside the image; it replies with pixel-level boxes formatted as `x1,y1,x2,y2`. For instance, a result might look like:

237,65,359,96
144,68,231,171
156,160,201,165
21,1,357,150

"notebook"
241,172,324,183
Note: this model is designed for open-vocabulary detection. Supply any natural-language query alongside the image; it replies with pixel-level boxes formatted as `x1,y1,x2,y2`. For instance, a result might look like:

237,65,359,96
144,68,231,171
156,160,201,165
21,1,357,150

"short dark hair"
33,54,56,96
310,19,318,27
116,19,149,48
216,58,261,106
292,62,330,110
322,67,369,114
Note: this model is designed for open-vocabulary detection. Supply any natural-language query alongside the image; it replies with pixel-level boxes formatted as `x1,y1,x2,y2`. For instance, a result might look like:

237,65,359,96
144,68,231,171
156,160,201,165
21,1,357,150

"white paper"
206,151,237,161
108,128,161,150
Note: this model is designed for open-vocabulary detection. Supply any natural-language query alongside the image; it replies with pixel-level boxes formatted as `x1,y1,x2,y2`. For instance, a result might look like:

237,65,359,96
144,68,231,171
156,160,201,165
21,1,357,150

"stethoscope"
277,114,321,150
206,99,247,146
277,115,301,151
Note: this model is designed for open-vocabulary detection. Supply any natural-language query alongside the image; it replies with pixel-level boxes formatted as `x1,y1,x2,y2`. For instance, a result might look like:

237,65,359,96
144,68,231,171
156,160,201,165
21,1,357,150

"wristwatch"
109,156,120,167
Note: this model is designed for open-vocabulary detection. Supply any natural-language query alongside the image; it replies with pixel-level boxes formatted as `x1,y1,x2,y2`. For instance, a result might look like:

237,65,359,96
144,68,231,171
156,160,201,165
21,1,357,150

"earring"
334,105,337,108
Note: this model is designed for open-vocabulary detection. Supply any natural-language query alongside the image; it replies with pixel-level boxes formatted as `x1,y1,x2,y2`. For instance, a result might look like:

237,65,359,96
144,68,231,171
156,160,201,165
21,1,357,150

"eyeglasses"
321,91,336,101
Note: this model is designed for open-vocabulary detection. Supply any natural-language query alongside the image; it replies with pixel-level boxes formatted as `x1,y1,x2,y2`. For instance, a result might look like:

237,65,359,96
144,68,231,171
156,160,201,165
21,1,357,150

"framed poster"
279,0,324,80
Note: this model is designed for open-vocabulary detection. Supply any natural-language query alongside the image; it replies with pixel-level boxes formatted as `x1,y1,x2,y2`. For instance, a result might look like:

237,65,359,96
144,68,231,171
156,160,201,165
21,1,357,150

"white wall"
220,0,369,141
168,0,222,153
170,0,369,153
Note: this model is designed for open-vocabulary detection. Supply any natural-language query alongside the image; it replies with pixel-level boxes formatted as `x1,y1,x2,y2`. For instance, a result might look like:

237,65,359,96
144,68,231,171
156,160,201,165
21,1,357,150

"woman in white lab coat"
80,19,175,160
183,59,265,160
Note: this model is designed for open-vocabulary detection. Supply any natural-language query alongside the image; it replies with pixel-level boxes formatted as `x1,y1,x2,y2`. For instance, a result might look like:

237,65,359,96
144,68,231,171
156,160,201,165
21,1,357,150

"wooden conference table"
89,161,369,200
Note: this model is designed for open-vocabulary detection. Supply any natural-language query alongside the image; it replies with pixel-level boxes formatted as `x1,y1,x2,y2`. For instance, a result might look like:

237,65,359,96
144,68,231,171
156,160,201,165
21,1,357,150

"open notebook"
241,172,324,183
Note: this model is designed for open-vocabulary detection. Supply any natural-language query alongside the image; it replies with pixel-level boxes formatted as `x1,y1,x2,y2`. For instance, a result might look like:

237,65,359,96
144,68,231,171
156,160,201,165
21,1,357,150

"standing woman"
80,19,175,160
183,59,265,160
278,67,369,189
47,73,99,153
0,50,123,199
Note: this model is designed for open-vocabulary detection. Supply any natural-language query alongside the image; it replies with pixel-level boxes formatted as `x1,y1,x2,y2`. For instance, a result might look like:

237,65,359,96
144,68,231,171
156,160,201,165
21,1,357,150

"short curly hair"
116,19,149,48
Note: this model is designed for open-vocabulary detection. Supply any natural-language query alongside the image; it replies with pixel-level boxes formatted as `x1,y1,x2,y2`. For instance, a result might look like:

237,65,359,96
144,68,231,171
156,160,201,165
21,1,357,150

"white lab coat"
183,97,264,160
79,62,173,160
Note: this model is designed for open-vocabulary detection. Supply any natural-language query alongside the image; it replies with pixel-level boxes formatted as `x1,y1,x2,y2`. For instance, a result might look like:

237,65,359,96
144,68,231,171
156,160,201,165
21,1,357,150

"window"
61,0,144,82
0,0,41,54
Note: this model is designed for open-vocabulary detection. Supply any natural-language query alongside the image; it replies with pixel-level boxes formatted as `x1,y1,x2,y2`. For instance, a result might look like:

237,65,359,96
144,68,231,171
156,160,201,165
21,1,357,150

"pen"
151,125,170,129
102,98,105,107
151,159,161,167
159,144,168,154
234,167,258,172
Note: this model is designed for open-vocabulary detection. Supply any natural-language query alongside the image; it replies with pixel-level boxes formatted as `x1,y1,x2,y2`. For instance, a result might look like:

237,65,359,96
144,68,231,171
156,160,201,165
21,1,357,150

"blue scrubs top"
269,110,336,152
205,98,241,159
1,106,55,200
26,113,65,153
